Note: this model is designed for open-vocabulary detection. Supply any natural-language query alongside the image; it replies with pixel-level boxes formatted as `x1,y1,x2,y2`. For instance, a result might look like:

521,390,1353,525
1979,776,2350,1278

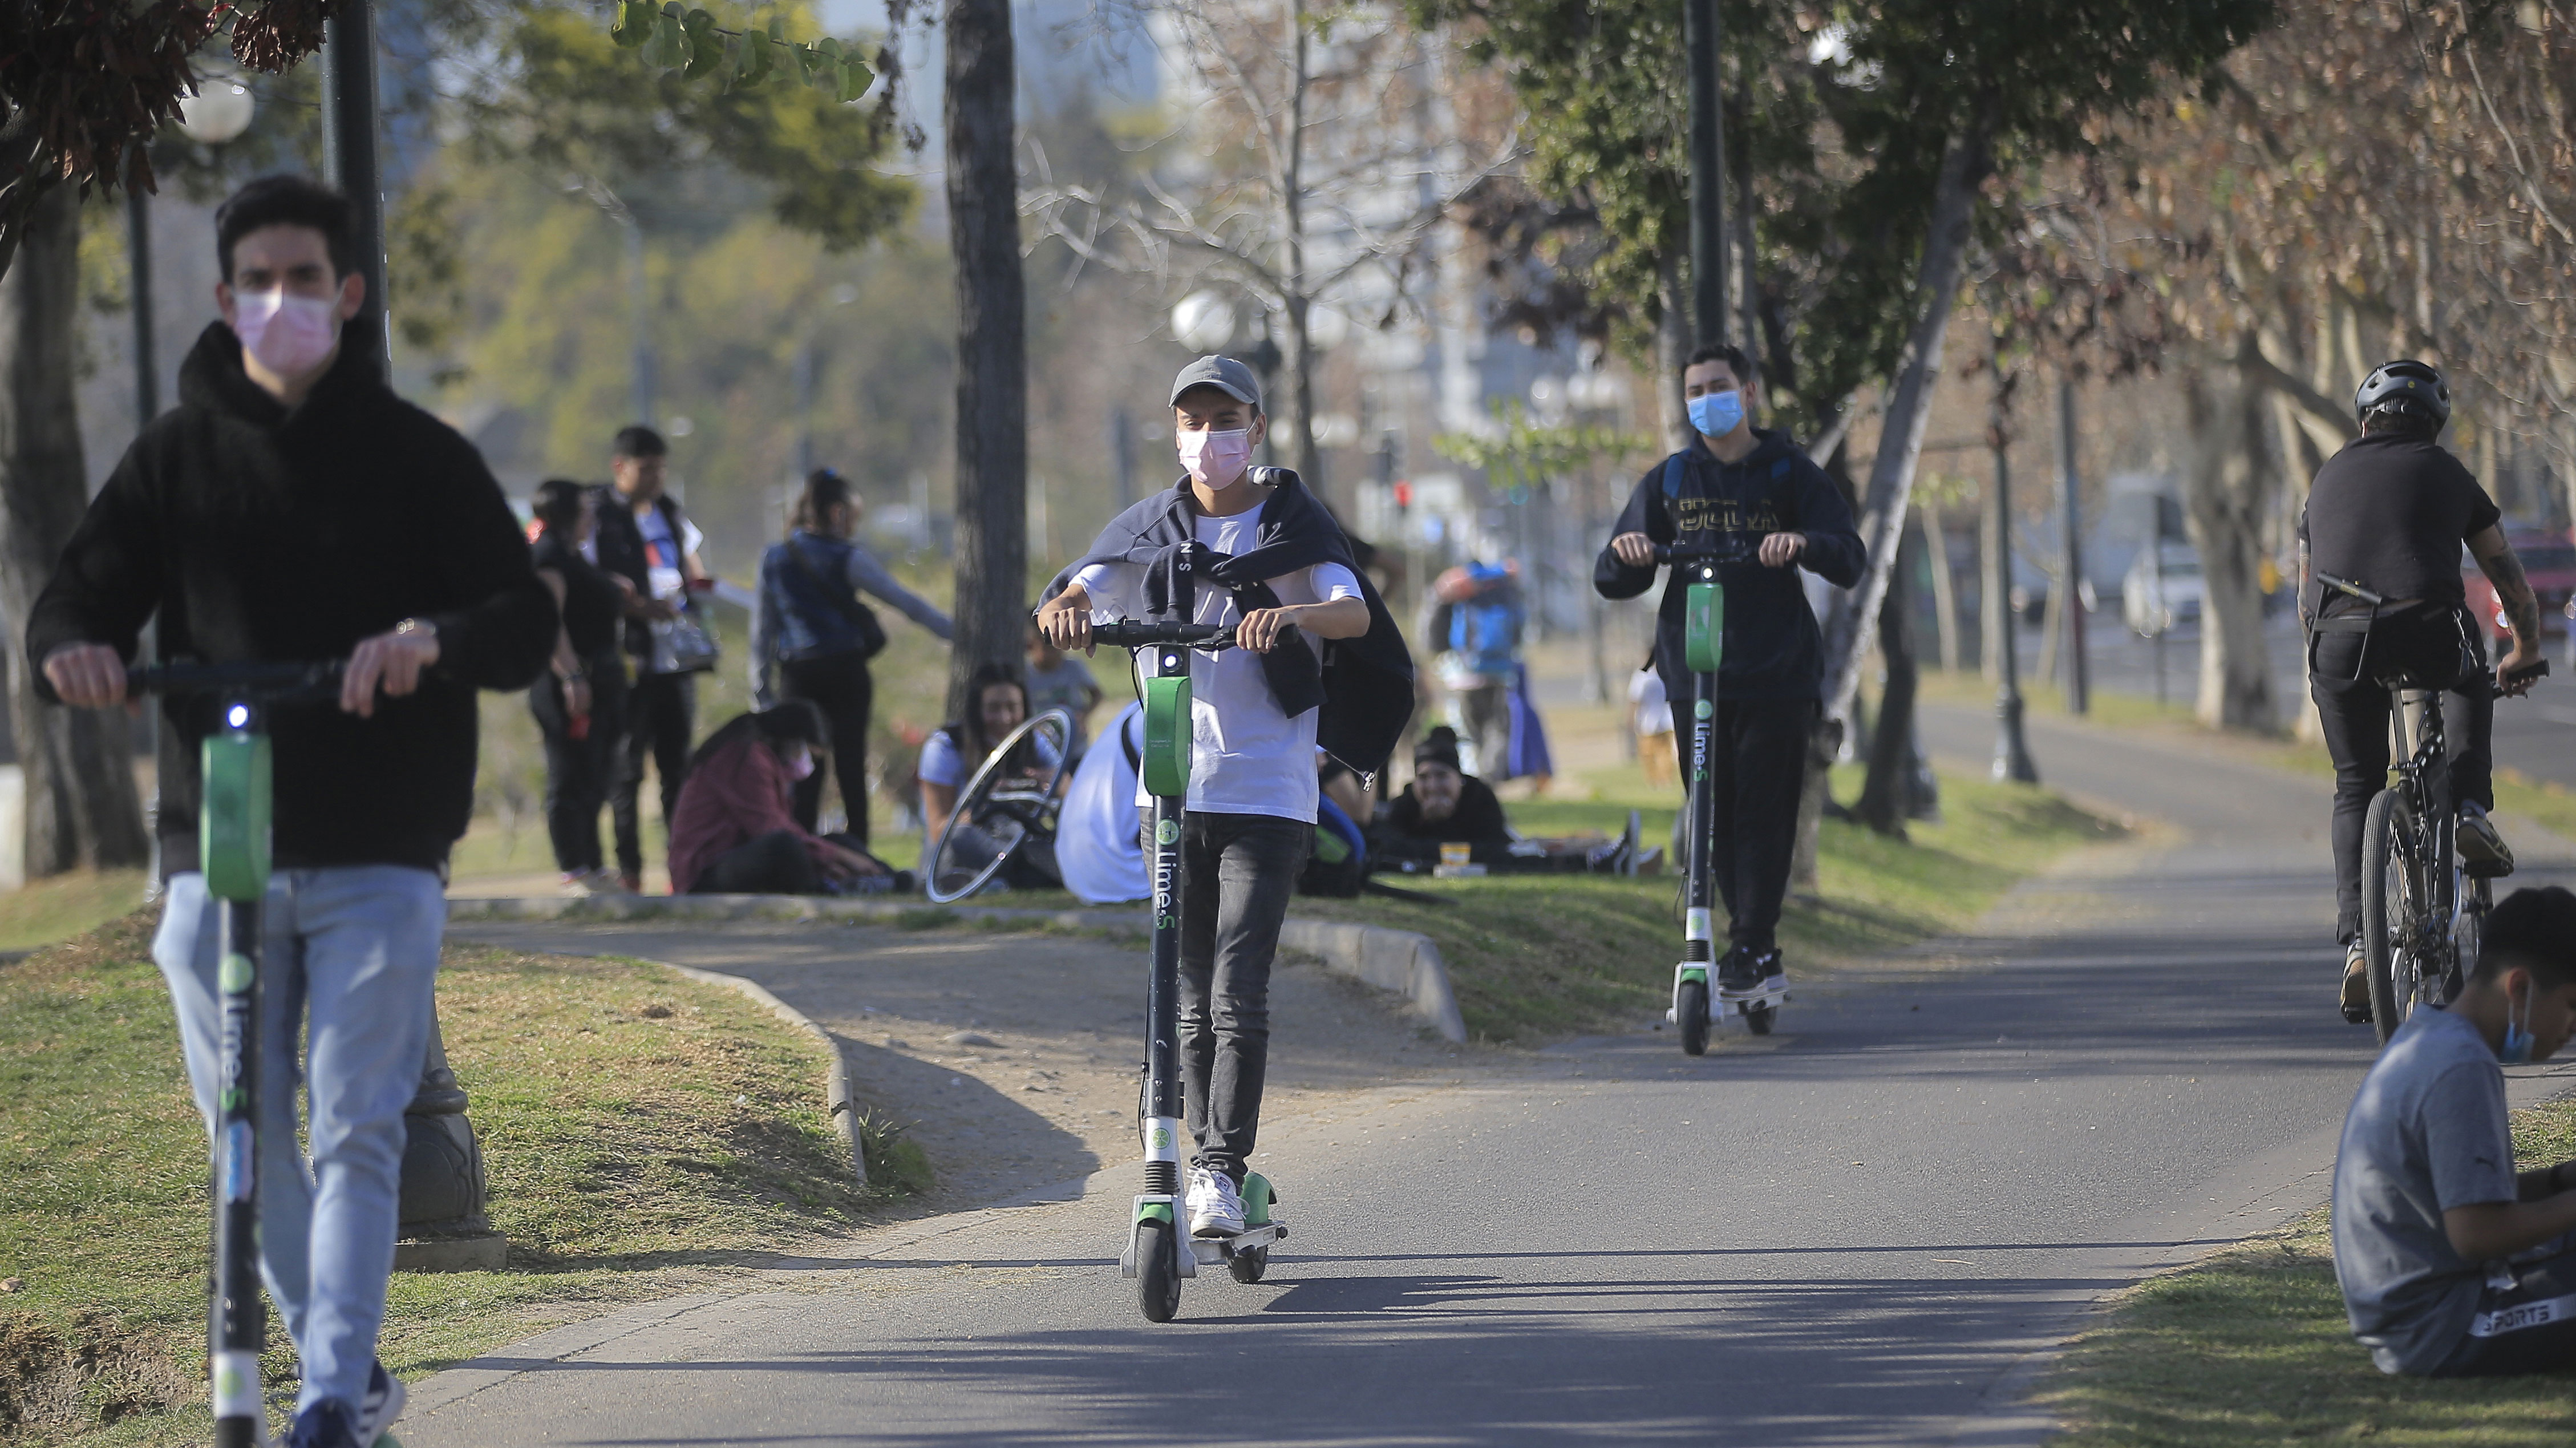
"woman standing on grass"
529,478,634,894
752,468,954,845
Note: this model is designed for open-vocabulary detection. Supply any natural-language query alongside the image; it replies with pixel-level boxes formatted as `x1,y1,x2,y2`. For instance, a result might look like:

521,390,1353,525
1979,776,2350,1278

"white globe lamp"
1172,291,1237,353
179,72,256,146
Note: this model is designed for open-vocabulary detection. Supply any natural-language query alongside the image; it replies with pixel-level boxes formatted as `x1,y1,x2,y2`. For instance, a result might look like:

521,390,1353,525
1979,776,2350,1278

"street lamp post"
1684,0,1730,346
322,0,504,1268
2057,374,2089,717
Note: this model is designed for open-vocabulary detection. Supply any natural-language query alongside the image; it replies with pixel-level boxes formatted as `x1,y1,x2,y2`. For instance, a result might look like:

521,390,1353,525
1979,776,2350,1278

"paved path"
407,703,2576,1446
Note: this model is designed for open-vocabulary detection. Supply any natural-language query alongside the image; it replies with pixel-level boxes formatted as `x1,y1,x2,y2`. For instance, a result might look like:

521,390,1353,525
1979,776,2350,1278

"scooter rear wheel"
1135,1220,1182,1322
1745,1002,1776,1036
1677,979,1710,1057
1228,1245,1269,1283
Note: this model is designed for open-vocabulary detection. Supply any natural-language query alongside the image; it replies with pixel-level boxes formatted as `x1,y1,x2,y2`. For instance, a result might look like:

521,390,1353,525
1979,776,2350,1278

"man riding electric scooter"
1596,343,1865,1013
1037,355,1410,1242
30,176,555,1448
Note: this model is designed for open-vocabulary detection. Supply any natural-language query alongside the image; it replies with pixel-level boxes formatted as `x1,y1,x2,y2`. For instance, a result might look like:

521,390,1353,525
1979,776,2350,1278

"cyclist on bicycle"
2301,359,2545,1025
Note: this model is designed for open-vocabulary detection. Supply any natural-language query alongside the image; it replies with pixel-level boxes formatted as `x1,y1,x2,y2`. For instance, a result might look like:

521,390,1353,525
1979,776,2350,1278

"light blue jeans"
153,866,447,1412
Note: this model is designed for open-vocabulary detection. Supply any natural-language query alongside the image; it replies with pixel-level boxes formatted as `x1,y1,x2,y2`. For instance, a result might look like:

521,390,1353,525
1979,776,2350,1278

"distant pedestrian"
917,661,1064,889
753,468,953,844
1426,560,1524,776
591,425,711,892
528,479,634,893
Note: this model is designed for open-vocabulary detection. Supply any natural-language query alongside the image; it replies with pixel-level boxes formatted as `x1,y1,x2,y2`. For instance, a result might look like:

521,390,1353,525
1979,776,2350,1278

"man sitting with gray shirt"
2334,885,2576,1375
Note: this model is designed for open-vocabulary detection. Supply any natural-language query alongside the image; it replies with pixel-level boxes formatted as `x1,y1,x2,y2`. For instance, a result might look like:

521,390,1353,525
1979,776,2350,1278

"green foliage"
471,3,909,254
1433,403,1650,495
1414,0,2277,431
607,0,874,102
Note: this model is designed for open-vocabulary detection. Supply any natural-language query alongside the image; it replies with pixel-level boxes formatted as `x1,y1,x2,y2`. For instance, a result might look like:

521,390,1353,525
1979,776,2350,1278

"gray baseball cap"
1169,354,1263,411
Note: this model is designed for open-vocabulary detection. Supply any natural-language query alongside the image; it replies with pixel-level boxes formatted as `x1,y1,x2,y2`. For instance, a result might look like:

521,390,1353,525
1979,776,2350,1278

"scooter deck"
1189,1222,1287,1264
1715,988,1788,1017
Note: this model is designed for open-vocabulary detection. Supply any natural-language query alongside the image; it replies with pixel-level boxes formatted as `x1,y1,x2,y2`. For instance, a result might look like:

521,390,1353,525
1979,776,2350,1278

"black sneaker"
1716,946,1763,998
1744,949,1788,1000
288,1400,362,1448
2460,803,2514,878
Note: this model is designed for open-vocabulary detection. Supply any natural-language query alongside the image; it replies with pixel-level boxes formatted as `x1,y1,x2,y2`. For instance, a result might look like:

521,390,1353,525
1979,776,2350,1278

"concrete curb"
645,956,867,1191
447,893,1470,1045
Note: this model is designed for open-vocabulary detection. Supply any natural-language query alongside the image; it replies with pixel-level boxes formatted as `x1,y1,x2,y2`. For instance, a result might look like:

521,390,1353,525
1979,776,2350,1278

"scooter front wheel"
1677,979,1710,1057
1135,1219,1182,1322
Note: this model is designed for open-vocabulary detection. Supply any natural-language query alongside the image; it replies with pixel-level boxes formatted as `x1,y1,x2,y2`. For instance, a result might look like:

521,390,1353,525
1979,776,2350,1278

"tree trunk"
942,0,1027,722
2180,348,2280,733
1276,0,1322,496
1656,250,1690,450
1816,120,1990,733
1793,116,1990,892
0,184,150,875
1856,513,1921,837
1979,468,2004,685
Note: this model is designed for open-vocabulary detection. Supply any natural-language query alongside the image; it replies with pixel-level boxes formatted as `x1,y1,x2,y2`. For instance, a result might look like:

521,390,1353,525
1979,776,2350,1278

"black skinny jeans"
690,828,868,895
1156,810,1309,1184
2311,604,2493,944
528,650,629,875
613,669,696,879
1667,693,1816,954
779,652,874,845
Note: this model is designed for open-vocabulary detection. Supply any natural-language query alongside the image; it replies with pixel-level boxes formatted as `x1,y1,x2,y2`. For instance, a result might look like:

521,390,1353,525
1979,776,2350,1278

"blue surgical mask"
2502,983,2537,1065
1688,389,1744,439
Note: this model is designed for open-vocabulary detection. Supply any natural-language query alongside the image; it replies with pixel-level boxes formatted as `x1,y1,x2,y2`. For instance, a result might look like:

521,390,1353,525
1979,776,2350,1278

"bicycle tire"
2362,788,2417,1046
923,708,1074,903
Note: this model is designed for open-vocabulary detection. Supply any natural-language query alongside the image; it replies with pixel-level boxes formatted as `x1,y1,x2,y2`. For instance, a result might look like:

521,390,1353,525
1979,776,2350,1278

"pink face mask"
231,289,341,377
1177,428,1253,490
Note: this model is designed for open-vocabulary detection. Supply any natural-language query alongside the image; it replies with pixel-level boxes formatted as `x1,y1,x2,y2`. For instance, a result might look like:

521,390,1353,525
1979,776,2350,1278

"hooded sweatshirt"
1593,428,1867,701
1046,467,1415,780
25,322,557,873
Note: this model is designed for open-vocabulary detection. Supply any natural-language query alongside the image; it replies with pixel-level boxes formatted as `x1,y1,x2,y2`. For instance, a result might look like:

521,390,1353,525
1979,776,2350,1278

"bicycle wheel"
2361,788,2419,1046
924,709,1073,903
2448,873,2491,1008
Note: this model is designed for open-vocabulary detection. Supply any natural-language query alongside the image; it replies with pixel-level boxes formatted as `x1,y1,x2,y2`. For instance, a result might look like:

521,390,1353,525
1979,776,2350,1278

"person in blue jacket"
1594,342,1866,1006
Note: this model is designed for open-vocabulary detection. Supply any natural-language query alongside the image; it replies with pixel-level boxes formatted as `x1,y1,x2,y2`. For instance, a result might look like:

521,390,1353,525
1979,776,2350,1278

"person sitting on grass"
918,661,1066,889
1372,726,1642,875
2333,884,2576,1377
667,701,902,895
1372,727,1512,867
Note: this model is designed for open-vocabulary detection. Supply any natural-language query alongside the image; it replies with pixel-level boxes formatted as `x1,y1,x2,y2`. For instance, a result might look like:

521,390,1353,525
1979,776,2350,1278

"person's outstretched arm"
844,544,954,640
397,438,558,700
2468,523,2545,694
1785,455,1867,588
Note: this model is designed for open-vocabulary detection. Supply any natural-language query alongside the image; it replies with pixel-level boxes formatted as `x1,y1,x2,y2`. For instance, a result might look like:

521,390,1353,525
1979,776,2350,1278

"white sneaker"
1185,1166,1245,1237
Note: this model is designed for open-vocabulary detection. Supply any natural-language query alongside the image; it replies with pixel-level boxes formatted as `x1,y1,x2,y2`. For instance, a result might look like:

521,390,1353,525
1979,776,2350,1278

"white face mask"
231,289,341,377
785,746,817,781
1177,428,1253,490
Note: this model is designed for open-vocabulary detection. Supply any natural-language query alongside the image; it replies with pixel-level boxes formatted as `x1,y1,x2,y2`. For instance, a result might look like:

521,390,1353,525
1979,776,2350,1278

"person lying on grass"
1370,727,1645,875
2333,883,2576,1376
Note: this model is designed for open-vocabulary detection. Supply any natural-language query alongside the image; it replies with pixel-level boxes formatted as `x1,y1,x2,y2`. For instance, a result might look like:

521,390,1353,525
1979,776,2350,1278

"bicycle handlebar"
125,660,345,700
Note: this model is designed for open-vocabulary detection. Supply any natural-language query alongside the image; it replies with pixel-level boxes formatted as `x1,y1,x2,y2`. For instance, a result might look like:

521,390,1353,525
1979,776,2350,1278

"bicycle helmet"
2353,359,2451,432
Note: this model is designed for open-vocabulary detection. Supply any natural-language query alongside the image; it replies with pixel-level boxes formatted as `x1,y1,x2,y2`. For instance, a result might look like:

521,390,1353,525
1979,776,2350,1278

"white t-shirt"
1075,509,1362,823
1058,702,1149,904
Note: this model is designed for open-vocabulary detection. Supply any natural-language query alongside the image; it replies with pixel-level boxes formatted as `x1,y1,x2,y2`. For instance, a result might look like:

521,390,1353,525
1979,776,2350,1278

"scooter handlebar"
125,660,345,699
1087,620,1249,651
1650,540,1755,565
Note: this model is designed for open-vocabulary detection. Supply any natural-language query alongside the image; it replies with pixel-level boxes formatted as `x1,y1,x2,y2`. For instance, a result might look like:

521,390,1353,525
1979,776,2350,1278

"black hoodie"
25,322,557,873
1593,428,1868,702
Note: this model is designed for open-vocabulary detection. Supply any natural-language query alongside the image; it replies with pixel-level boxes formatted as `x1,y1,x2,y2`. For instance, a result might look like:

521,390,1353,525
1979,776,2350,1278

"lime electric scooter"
1089,619,1288,1322
1652,541,1784,1054
125,659,361,1447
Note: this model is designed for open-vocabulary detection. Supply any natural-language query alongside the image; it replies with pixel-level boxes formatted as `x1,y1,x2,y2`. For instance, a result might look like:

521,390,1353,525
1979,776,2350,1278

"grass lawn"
864,759,2121,1046
2040,1097,2576,1445
0,913,905,1446
0,871,148,954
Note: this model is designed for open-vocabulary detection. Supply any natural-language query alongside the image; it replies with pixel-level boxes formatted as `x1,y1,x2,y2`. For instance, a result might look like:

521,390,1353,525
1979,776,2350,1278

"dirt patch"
0,1311,192,1441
